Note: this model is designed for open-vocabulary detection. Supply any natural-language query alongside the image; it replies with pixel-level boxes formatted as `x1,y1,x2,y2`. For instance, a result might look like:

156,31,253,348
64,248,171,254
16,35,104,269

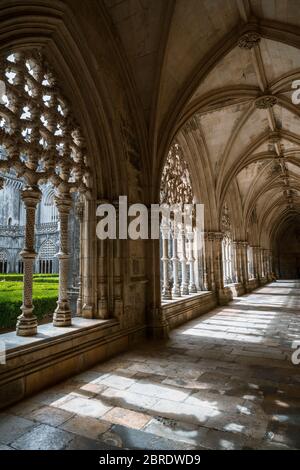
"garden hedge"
0,277,58,329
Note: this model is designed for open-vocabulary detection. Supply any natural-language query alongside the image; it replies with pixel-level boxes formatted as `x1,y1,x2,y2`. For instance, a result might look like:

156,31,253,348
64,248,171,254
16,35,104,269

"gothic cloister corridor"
1,281,299,451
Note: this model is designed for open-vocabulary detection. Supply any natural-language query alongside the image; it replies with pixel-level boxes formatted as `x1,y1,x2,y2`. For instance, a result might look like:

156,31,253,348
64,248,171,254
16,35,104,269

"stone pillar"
75,200,84,316
161,218,172,300
241,241,249,287
232,241,238,283
180,228,189,295
147,235,169,339
262,248,268,279
113,235,123,320
171,224,181,297
252,246,258,279
82,198,96,318
210,232,224,291
258,247,263,279
16,185,41,336
203,232,211,290
253,246,260,283
53,194,72,327
210,231,232,303
187,230,197,293
231,240,245,295
237,241,244,284
194,227,204,291
233,241,242,284
98,237,109,318
268,249,273,279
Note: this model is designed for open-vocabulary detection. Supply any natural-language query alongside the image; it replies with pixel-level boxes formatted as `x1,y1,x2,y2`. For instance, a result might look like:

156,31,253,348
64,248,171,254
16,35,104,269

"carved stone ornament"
255,95,278,109
238,32,261,49
0,49,90,195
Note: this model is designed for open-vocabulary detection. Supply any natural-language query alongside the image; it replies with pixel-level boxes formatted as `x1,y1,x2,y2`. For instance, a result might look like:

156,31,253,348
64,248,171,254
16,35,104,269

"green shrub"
0,274,23,282
0,274,59,282
0,279,58,329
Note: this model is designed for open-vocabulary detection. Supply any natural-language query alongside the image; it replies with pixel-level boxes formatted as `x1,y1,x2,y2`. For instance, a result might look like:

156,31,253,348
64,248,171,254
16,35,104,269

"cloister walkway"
1,281,300,450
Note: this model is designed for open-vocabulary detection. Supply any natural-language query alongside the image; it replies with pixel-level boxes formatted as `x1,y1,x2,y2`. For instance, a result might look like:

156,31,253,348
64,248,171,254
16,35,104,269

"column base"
147,308,169,339
76,298,82,316
53,300,72,327
162,289,172,300
82,303,94,319
217,287,233,305
98,299,110,319
189,284,197,293
172,287,181,297
228,282,245,296
180,285,189,296
16,314,38,336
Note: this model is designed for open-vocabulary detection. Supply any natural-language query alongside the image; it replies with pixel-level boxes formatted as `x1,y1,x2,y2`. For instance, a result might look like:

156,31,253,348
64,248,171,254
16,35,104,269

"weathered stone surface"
2,281,300,449
11,424,73,450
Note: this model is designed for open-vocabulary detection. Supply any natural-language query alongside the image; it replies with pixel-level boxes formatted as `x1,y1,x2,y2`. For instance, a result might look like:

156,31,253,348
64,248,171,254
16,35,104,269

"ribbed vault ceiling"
102,0,300,243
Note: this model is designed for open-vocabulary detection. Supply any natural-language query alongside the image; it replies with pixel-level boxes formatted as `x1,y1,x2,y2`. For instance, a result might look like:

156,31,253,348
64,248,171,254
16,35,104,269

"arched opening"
159,142,205,302
0,250,8,274
0,48,90,335
221,202,233,285
38,239,57,274
273,215,300,279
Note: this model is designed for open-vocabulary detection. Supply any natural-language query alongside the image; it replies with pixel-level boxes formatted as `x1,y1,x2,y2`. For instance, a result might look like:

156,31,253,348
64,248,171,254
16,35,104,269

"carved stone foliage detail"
255,95,277,109
238,32,261,49
160,143,193,205
0,49,90,196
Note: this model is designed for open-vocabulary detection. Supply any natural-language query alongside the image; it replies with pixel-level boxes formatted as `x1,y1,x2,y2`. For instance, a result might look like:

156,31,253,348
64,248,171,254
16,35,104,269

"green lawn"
0,274,59,329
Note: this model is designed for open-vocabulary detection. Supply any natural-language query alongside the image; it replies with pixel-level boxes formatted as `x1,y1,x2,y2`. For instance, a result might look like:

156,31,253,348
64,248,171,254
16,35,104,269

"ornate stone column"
171,223,181,297
180,227,189,295
16,185,41,336
161,218,172,299
53,194,72,327
187,230,197,293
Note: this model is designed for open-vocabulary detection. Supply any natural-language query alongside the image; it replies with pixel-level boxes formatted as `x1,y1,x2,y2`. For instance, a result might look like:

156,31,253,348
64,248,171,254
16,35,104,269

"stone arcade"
0,0,300,451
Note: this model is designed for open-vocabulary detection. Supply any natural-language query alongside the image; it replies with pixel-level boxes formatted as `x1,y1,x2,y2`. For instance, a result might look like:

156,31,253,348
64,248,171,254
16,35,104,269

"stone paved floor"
1,280,300,450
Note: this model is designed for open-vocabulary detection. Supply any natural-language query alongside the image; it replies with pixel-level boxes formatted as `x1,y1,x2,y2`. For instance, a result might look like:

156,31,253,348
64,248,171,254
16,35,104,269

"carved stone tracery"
0,49,89,192
0,48,90,335
160,143,193,206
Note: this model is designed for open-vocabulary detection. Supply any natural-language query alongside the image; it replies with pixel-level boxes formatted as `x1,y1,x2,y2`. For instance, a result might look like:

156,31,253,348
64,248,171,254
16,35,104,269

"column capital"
21,185,41,207
55,193,73,212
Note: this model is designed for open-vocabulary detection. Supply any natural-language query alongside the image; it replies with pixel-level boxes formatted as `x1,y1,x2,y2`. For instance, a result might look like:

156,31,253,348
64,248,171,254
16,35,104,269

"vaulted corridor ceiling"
101,0,300,248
